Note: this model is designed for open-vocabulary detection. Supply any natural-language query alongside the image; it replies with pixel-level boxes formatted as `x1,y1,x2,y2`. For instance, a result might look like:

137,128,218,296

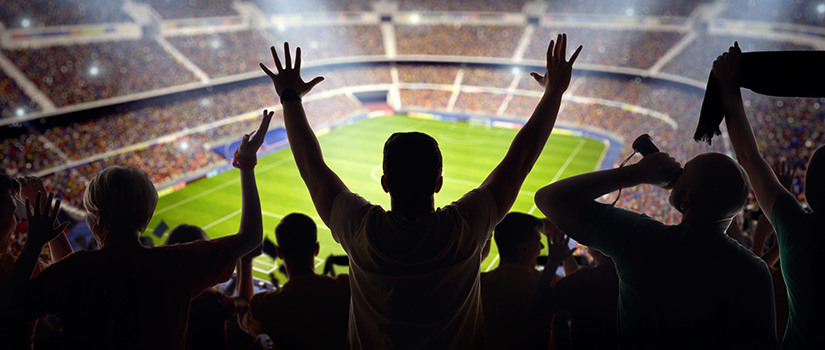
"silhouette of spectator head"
83,166,158,247
804,146,825,212
668,153,750,222
0,174,21,249
494,212,544,266
381,132,443,203
165,224,209,245
275,213,319,273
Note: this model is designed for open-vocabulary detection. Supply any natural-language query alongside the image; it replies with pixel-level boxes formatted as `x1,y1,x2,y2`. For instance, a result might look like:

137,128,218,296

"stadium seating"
396,24,523,58
1,70,40,119
3,40,197,107
0,0,130,28
140,0,238,19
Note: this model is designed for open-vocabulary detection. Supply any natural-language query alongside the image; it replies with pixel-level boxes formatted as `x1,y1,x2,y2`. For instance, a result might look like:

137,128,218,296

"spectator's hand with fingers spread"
530,33,582,97
25,192,70,249
260,42,325,99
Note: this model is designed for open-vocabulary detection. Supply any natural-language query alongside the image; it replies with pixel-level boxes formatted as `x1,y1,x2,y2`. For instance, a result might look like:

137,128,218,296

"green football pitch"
142,115,606,282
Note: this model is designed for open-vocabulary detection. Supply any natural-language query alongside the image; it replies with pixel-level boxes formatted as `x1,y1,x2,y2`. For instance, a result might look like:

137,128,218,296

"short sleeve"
173,237,241,299
329,190,376,250
572,201,667,261
770,193,808,251
450,187,498,242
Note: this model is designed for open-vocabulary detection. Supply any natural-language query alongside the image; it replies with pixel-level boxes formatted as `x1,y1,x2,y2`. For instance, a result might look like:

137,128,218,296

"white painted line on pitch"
202,209,241,230
528,139,586,215
485,253,500,272
155,156,293,215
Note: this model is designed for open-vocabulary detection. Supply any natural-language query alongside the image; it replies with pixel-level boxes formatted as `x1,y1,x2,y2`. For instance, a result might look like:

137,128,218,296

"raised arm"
480,34,582,220
2,192,70,321
535,152,682,239
260,43,346,226
232,111,271,255
18,176,72,260
715,42,789,221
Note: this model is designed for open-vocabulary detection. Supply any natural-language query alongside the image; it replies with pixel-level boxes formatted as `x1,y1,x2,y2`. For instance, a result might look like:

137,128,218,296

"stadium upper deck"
1,0,824,220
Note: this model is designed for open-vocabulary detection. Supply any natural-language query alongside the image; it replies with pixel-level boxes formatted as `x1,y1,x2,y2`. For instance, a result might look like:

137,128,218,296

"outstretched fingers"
568,45,583,64
295,47,302,72
284,42,292,70
270,46,283,73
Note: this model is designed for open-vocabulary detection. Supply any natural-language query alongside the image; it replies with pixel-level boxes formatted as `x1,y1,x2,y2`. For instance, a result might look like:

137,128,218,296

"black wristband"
280,89,301,103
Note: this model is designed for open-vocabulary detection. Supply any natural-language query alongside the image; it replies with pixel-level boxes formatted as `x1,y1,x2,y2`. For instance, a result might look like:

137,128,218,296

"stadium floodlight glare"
410,13,421,24
210,39,221,49
818,3,825,13
276,24,287,32
15,108,25,117
89,66,100,76
511,67,521,75
179,141,189,151
625,8,635,16
200,98,211,107
21,18,31,28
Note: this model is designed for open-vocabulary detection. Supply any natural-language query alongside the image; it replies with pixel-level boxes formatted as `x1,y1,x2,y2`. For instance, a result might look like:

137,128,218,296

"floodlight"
818,4,825,13
15,108,25,117
511,67,521,75
89,66,100,76
21,18,31,28
410,13,421,24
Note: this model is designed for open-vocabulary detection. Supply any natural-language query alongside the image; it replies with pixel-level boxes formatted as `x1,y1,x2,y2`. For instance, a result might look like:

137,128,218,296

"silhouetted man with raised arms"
260,34,581,349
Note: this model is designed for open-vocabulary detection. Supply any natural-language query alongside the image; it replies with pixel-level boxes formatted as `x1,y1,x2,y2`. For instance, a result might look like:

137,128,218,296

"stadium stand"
400,89,453,111
166,30,274,78
719,0,825,27
398,0,530,12
0,70,40,119
395,24,523,58
3,40,197,106
0,0,130,28
139,0,238,19
526,26,685,69
660,34,817,82
543,0,707,17
252,0,373,13
267,24,385,62
396,64,459,85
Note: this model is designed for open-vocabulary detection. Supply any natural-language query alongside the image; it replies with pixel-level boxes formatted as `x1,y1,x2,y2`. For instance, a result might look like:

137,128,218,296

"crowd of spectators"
395,24,523,58
267,25,384,62
399,88,452,111
543,0,706,17
140,0,238,19
396,64,459,85
0,71,40,120
312,65,392,93
3,40,197,107
453,91,507,115
167,30,274,79
0,133,64,175
252,0,373,13
461,66,517,89
719,0,825,27
398,0,529,12
743,91,825,172
41,83,273,159
661,34,816,82
0,0,130,29
526,26,684,70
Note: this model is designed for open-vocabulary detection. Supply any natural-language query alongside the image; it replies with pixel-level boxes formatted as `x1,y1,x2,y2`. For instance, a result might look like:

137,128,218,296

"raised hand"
713,41,742,90
236,109,274,161
531,33,582,95
541,219,573,262
260,42,325,98
25,191,70,248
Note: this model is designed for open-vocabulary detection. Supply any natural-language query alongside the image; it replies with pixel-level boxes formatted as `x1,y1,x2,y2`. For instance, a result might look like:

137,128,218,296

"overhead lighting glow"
625,8,635,16
511,67,521,75
21,18,31,28
89,66,100,76
410,13,421,24
15,108,25,117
